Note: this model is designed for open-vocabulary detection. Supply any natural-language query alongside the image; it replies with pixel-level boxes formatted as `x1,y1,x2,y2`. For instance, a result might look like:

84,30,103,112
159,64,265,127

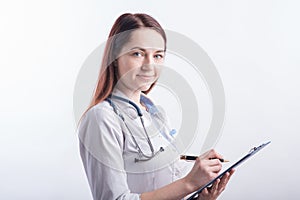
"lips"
136,74,155,80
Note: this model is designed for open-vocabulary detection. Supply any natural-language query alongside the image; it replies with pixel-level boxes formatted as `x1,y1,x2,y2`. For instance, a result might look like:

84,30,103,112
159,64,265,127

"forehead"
121,28,165,52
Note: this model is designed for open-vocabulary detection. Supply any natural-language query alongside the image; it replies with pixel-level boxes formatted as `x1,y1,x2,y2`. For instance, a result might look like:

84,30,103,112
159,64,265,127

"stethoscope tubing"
105,95,164,162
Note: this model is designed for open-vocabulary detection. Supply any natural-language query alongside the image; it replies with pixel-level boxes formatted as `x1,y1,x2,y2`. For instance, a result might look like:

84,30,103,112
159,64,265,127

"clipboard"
187,141,271,200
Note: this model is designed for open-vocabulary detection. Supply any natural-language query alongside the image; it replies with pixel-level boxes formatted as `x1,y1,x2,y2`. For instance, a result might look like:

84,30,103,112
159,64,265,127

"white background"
1,0,299,199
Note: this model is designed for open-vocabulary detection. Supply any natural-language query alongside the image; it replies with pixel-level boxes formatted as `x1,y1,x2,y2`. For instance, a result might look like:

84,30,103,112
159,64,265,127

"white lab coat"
78,90,192,200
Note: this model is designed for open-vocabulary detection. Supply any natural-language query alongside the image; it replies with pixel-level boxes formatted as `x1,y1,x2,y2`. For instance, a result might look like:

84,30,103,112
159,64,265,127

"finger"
211,178,221,192
218,172,232,190
229,168,235,175
223,169,235,182
198,159,222,170
201,188,209,195
223,169,235,184
209,165,222,173
200,149,219,160
195,159,222,172
206,149,223,159
207,159,222,167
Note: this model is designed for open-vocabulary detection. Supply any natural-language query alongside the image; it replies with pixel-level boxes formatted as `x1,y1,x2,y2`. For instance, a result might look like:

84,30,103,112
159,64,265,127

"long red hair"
86,13,166,112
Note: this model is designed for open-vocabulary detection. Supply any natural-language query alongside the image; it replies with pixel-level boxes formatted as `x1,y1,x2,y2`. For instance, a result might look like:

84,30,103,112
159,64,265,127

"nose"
141,54,154,70
144,54,155,65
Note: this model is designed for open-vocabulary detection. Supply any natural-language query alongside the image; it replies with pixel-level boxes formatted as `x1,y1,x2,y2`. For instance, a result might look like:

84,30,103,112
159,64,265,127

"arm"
141,150,227,200
78,106,140,200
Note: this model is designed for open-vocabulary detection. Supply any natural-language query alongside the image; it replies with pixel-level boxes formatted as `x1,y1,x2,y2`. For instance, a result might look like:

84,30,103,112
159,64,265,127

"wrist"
182,177,197,194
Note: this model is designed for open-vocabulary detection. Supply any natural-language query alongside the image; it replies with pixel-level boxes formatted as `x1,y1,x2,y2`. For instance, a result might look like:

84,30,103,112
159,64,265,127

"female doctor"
78,13,234,200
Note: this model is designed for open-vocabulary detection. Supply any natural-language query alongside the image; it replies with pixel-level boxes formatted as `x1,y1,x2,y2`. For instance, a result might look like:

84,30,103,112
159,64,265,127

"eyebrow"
129,47,165,53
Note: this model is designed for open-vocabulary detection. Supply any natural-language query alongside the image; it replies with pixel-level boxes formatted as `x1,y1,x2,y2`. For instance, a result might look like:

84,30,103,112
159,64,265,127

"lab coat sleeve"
78,105,140,200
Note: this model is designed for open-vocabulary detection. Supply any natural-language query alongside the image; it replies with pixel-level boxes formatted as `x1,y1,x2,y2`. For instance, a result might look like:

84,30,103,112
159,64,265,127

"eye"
132,51,144,57
154,54,164,60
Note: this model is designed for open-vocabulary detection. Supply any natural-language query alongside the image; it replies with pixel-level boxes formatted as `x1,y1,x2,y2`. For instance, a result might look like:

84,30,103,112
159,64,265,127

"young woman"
78,13,234,200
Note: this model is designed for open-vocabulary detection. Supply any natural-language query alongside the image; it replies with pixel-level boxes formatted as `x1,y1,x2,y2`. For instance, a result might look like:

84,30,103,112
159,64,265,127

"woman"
78,13,234,200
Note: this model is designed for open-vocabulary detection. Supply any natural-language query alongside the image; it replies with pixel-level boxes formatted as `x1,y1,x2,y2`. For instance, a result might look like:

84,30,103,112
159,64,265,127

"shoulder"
86,100,114,119
79,100,121,130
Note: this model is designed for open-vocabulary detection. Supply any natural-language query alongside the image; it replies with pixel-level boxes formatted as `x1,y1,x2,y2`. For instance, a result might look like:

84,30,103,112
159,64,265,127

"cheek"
117,59,129,77
155,66,162,76
117,59,140,77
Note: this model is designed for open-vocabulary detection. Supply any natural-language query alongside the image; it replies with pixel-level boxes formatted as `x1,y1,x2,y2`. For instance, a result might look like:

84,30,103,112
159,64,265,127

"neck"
115,85,143,108
128,91,141,106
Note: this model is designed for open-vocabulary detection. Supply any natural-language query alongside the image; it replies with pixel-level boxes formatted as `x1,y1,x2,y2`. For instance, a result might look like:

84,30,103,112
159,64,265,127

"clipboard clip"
249,141,271,154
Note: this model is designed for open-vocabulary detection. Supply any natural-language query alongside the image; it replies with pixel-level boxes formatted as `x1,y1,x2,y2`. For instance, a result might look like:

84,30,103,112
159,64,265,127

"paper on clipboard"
187,141,271,200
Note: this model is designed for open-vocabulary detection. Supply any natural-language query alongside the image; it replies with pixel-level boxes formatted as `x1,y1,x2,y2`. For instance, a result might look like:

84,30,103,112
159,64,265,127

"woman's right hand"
183,149,223,192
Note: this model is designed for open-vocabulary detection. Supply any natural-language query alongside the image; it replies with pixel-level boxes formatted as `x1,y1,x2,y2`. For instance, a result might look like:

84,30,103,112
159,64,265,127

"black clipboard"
187,141,271,200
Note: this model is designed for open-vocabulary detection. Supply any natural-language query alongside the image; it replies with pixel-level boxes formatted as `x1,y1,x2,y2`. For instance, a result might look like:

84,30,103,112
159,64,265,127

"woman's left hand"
196,169,235,200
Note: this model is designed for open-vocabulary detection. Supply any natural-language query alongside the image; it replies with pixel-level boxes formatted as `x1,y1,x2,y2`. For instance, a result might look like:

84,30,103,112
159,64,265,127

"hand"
196,169,235,200
184,149,223,191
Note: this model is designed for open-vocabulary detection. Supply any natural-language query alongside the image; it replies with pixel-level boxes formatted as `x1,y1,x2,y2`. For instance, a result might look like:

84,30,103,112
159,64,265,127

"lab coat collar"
111,88,158,115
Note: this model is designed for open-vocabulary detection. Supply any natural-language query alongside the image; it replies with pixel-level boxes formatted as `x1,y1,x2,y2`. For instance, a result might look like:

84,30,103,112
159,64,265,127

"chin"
137,84,152,92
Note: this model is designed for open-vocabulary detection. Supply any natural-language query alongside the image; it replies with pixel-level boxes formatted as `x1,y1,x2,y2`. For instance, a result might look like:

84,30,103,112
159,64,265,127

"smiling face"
115,28,165,97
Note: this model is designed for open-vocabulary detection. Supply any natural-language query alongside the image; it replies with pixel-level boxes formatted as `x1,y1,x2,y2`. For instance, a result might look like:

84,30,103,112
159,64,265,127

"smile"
137,75,155,80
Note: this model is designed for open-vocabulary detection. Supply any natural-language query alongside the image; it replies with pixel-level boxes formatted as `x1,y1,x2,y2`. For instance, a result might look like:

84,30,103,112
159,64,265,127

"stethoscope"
105,94,165,162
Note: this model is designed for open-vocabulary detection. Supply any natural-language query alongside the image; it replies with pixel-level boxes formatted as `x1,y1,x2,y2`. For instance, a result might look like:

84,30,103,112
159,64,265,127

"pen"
180,155,229,163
